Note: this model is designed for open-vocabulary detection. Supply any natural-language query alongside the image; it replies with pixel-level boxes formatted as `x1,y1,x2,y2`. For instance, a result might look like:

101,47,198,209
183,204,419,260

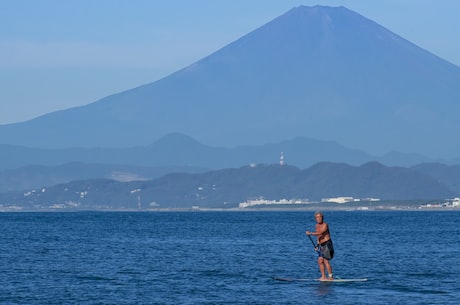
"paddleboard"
273,277,368,283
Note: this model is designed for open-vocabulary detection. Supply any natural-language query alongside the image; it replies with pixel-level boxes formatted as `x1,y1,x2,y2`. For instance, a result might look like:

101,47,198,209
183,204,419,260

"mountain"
1,5,460,159
0,162,454,210
299,161,452,200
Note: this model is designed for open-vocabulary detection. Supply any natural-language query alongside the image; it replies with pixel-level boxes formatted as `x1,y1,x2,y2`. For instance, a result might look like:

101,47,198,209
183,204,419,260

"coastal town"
238,197,460,210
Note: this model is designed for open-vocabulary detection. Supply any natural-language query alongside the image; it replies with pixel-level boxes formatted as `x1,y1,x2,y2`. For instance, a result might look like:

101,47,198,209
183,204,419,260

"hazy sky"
1,0,459,125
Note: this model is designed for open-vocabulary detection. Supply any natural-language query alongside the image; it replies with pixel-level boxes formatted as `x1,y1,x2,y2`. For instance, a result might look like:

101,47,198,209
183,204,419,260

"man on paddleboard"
306,211,334,281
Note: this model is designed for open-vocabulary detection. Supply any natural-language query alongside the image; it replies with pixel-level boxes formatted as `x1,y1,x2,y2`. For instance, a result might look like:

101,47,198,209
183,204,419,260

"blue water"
0,210,458,304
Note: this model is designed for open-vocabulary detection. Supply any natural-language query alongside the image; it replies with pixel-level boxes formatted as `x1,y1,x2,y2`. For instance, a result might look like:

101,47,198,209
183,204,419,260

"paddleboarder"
306,211,334,281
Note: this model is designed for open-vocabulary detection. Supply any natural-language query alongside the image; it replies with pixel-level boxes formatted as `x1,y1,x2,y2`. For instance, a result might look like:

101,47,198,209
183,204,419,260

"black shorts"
319,240,334,260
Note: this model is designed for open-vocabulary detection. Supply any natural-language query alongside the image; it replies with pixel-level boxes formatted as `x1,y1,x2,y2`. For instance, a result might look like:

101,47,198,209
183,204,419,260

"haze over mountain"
1,5,460,159
1,133,438,173
2,133,446,194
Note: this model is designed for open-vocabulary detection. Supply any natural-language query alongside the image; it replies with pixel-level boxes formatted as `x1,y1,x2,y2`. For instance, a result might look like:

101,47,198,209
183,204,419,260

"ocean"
0,210,458,304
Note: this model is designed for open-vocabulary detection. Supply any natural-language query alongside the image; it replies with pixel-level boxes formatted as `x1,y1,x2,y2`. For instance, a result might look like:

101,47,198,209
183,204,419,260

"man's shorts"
319,239,334,260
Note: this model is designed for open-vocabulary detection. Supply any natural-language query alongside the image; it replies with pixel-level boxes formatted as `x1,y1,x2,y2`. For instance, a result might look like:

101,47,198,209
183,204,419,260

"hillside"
0,162,454,211
412,163,460,195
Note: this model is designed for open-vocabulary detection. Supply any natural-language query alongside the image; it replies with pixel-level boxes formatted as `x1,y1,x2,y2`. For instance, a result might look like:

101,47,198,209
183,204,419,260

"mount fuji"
1,5,460,159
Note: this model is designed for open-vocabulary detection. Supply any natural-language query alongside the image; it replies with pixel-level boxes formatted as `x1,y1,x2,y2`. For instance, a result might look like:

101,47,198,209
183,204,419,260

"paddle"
307,234,319,252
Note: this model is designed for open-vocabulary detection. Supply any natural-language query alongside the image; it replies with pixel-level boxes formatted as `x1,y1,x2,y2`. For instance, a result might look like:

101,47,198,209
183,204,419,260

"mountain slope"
0,161,208,192
1,5,460,158
412,163,460,195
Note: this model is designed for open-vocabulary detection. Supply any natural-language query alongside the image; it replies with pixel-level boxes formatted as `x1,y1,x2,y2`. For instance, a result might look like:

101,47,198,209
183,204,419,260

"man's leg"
318,257,326,279
324,259,333,279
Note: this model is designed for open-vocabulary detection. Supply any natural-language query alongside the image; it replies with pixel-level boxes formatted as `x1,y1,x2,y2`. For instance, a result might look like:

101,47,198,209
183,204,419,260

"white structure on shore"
321,197,381,204
239,198,311,208
321,197,360,204
420,197,460,209
451,198,460,207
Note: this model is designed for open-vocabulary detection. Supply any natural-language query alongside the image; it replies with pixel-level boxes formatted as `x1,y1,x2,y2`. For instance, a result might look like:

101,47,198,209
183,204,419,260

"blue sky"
1,0,459,125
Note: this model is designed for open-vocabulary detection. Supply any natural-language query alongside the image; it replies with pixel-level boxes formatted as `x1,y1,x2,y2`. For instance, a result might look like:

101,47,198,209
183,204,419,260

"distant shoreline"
2,205,460,213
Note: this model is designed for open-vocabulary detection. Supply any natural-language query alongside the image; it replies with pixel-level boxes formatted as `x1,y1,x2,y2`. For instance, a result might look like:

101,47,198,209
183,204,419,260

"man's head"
314,211,324,223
